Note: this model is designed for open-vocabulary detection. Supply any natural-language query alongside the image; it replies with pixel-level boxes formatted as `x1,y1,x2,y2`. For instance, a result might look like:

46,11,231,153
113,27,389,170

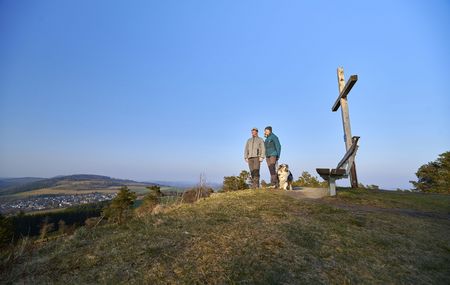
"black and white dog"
277,164,293,190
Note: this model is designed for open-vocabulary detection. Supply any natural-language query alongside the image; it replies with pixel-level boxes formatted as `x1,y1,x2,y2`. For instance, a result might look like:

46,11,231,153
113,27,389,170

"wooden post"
337,67,358,188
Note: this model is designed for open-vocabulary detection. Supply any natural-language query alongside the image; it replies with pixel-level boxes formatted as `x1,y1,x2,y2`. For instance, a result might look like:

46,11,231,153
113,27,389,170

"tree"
136,186,164,215
292,171,328,188
0,214,14,247
103,186,137,224
410,151,450,194
223,170,250,191
146,185,164,197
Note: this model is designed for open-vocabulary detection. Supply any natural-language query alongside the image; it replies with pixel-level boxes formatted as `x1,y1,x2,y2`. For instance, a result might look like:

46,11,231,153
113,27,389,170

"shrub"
410,151,450,194
366,184,380,190
103,186,137,224
292,171,328,188
73,226,90,240
182,187,213,203
136,186,163,216
146,185,163,196
0,214,14,247
0,236,33,273
358,183,380,190
223,171,250,191
84,217,104,229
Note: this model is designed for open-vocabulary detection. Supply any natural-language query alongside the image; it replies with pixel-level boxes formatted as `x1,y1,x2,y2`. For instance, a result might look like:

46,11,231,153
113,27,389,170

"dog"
277,164,293,190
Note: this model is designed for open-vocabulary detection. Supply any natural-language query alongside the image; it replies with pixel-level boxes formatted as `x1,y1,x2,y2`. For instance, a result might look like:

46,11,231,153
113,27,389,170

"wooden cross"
332,67,359,188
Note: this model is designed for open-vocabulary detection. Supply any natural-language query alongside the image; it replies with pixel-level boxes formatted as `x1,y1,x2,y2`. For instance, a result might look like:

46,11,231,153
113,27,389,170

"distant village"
0,192,117,214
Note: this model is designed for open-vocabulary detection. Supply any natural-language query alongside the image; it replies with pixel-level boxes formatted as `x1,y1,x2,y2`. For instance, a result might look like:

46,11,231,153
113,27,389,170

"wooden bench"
316,136,360,196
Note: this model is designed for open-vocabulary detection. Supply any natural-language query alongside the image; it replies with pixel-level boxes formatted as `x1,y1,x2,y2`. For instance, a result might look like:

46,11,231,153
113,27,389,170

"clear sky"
0,0,449,189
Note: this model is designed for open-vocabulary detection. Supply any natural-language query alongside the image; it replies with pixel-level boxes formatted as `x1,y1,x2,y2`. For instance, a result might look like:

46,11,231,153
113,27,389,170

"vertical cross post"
336,67,358,188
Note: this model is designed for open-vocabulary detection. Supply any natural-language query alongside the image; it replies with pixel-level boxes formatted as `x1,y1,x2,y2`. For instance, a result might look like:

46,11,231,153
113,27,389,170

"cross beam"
332,75,358,112
333,67,359,188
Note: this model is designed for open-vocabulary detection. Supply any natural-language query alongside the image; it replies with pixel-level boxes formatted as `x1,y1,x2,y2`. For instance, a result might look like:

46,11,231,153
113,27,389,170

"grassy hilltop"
1,189,450,284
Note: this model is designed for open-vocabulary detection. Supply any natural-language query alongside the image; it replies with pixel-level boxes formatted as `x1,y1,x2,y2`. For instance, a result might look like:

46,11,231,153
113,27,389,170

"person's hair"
265,126,272,132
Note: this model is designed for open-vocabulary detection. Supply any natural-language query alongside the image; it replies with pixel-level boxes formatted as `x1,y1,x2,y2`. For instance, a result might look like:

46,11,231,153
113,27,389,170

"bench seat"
316,136,360,196
316,168,347,180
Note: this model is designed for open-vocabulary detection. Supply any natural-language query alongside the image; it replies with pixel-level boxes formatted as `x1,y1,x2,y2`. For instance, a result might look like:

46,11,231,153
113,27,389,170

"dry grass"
1,189,449,284
333,188,450,213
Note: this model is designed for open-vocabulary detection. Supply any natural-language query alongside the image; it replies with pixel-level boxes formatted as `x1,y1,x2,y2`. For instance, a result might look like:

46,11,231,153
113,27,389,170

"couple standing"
244,126,281,188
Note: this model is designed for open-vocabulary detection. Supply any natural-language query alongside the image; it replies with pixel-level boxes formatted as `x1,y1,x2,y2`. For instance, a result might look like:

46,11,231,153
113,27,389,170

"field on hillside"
5,186,176,199
1,189,449,284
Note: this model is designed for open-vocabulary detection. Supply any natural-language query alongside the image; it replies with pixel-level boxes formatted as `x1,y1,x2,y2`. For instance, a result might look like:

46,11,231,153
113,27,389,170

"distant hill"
0,174,157,196
0,177,46,190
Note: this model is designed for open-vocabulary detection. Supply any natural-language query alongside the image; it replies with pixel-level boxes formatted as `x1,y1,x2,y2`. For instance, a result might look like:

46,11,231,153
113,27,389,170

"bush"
292,171,328,188
84,217,104,229
223,171,250,191
73,226,90,240
103,186,137,224
136,186,164,216
146,185,164,197
410,151,450,194
0,214,14,247
358,183,380,190
0,236,33,273
182,187,214,203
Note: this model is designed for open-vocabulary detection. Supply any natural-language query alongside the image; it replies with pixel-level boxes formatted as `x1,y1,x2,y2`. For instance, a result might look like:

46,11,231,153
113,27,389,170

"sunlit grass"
2,189,449,284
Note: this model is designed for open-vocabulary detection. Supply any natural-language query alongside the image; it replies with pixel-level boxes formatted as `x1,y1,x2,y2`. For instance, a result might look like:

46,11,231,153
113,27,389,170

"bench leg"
329,177,337,196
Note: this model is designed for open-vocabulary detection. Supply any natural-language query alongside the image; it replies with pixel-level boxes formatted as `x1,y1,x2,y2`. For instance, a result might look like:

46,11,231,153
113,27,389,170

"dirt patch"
284,187,329,199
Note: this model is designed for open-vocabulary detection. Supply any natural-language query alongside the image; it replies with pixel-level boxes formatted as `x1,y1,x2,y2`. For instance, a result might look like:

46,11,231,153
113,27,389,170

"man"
264,126,281,188
244,128,265,188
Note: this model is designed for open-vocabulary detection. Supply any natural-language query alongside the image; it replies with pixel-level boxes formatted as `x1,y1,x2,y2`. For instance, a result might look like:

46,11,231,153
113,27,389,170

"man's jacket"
264,133,281,158
244,137,265,160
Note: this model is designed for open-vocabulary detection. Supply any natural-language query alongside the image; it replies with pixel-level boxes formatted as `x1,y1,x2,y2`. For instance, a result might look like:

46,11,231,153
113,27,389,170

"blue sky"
0,0,449,189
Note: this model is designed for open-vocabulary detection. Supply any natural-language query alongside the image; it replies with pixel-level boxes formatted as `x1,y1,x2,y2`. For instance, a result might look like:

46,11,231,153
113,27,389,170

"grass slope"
2,189,450,284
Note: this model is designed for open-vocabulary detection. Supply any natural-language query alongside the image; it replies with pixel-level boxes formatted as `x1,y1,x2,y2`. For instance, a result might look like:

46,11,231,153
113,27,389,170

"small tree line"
103,182,214,225
222,170,328,191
